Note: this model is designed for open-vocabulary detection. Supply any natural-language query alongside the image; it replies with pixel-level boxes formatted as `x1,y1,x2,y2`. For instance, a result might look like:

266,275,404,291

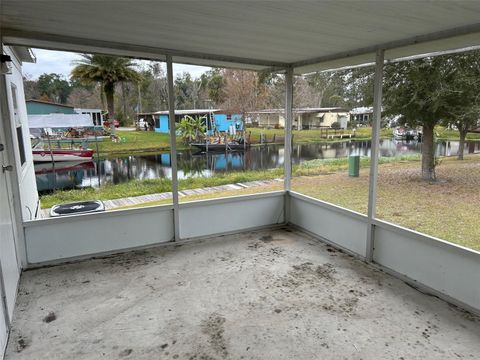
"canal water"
35,139,480,193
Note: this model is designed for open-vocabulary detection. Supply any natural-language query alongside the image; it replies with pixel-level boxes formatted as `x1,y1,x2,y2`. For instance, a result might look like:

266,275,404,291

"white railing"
288,192,480,314
23,191,285,265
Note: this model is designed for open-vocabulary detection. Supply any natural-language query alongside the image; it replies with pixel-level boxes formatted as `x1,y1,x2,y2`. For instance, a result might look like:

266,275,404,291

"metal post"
284,67,294,223
166,55,180,241
366,49,384,261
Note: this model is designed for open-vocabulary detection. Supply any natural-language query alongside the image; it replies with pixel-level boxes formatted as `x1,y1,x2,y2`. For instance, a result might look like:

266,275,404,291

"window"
291,69,373,214
16,126,26,166
11,83,26,166
376,54,480,252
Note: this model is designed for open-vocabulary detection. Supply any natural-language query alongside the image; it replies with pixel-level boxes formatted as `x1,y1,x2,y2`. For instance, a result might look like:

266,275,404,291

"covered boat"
28,113,96,162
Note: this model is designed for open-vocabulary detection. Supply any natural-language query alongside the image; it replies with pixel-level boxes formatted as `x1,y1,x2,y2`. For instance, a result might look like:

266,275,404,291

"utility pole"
137,83,142,114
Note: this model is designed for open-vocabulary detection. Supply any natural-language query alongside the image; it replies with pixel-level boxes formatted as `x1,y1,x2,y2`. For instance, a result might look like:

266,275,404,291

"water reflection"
36,139,480,193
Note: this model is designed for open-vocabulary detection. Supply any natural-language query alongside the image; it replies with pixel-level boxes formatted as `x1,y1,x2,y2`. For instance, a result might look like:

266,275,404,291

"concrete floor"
5,228,480,359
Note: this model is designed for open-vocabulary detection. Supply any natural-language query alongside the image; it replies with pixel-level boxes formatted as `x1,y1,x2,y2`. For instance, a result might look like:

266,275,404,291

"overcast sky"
23,48,211,80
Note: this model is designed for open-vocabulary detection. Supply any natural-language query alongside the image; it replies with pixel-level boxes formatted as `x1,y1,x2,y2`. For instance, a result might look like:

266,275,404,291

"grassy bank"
248,126,480,143
93,127,480,157
39,168,284,209
96,131,177,156
435,126,480,141
40,155,419,208
94,127,391,156
247,127,393,144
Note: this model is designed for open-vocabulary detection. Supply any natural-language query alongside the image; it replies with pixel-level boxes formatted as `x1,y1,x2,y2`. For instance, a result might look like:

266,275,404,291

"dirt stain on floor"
286,262,338,286
14,334,29,353
273,262,368,315
259,235,275,243
200,313,228,359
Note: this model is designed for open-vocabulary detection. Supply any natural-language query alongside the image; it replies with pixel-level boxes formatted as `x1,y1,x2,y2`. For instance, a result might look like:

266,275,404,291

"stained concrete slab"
5,228,480,359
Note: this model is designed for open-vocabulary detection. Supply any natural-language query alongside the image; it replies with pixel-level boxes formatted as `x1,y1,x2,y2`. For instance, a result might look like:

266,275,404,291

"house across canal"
137,109,243,135
247,107,350,130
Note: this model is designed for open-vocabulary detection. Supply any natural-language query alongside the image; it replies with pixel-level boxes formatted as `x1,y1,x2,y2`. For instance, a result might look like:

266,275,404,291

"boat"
191,141,248,152
31,137,94,162
32,147,94,162
393,127,407,140
37,136,107,144
34,161,94,174
28,113,98,162
393,127,422,141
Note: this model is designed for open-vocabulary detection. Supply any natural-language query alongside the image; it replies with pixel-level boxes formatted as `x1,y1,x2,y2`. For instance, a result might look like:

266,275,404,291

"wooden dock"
319,128,354,140
323,133,353,139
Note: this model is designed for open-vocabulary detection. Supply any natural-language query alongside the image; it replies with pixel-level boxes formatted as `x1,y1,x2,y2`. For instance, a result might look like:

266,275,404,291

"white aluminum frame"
1,25,480,319
166,55,180,241
366,49,384,261
288,192,480,314
284,66,294,222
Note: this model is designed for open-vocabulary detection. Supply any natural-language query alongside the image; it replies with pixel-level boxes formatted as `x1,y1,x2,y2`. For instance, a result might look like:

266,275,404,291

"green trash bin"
348,155,360,177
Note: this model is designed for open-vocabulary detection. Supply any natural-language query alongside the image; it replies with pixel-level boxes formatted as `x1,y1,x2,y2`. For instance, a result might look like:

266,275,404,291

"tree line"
23,50,480,180
23,56,369,124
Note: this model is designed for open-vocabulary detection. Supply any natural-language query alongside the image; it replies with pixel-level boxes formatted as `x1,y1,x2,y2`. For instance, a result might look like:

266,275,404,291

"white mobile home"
249,107,349,130
74,108,104,126
0,44,38,355
350,106,373,125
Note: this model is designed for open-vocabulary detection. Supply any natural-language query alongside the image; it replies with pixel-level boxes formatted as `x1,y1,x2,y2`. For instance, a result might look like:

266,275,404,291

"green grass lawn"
96,131,178,156
39,169,284,209
246,127,393,144
292,156,480,251
37,154,423,209
40,155,415,208
435,126,480,140
247,126,480,144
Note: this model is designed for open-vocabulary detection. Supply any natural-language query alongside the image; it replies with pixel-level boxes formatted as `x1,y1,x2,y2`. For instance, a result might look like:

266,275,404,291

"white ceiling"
2,1,480,73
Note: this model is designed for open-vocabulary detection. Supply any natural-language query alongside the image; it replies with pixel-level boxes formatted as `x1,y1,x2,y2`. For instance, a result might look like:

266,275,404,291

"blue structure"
211,113,243,134
157,114,170,133
141,110,244,135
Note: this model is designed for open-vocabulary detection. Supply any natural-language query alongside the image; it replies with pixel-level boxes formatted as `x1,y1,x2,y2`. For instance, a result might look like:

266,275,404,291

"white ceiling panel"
2,1,480,73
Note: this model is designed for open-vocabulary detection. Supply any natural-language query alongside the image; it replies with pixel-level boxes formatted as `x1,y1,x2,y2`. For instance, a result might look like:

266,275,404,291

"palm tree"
71,54,142,133
176,115,207,144
176,117,195,144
